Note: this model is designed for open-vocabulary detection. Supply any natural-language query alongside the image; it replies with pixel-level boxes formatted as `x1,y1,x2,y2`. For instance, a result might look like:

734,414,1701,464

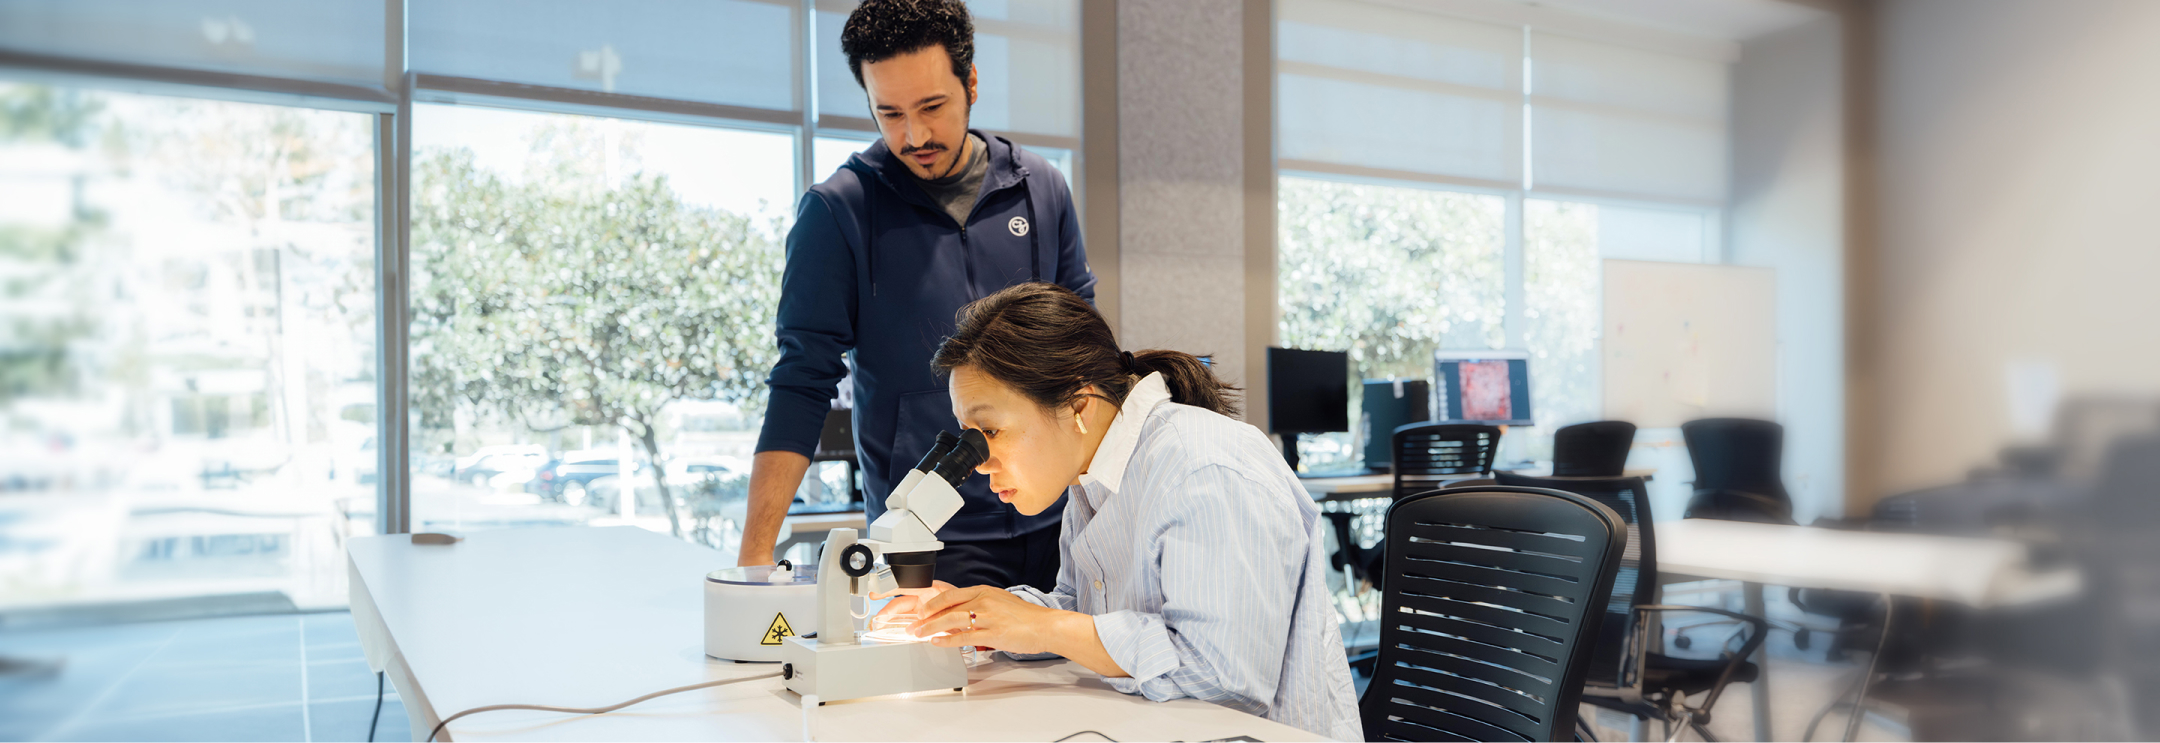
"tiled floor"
0,613,410,742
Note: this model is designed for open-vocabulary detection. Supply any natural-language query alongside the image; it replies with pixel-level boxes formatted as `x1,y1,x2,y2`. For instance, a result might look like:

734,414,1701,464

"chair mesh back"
1680,418,1787,498
1550,421,1636,477
2096,435,2160,528
1362,486,1626,742
1393,424,1502,499
1494,473,1656,682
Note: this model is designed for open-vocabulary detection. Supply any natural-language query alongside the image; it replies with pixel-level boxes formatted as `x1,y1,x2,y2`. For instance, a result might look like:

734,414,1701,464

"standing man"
737,0,1093,592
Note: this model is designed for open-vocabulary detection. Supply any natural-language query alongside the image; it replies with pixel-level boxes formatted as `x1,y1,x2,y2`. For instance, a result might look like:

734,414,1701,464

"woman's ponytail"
933,282,1243,418
1129,350,1241,418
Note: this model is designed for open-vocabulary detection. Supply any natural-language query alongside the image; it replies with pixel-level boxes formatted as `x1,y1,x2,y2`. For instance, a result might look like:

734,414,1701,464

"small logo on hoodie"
1008,216,1030,237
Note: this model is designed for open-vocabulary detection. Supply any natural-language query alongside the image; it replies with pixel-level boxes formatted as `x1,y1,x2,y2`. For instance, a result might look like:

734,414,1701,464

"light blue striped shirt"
1007,373,1361,741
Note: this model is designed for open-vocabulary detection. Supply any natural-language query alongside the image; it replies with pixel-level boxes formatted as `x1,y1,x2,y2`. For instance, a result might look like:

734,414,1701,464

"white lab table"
1651,518,2079,741
347,526,1329,742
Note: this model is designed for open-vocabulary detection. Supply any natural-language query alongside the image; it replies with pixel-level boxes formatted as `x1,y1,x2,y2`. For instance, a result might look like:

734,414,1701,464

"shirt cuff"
1092,610,1179,688
999,586,1065,661
1006,585,1052,608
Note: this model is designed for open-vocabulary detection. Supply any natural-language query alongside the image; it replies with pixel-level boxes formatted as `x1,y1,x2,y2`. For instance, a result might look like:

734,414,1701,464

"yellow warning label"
760,613,795,645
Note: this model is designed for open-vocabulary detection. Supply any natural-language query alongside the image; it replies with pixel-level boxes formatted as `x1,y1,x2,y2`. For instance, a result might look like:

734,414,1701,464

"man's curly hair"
841,0,976,88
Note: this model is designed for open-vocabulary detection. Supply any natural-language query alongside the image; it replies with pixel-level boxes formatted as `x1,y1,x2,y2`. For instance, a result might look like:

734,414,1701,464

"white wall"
1730,16,1846,520
1871,0,2160,496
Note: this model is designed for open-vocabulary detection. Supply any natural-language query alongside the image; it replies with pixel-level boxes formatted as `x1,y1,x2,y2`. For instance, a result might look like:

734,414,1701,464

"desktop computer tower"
1362,379,1430,472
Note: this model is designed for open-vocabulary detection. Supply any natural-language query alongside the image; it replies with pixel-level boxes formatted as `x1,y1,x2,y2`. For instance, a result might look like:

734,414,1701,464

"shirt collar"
1076,372,1173,501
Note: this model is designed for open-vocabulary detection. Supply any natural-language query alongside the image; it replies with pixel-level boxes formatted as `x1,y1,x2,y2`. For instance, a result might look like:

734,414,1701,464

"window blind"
0,0,387,87
411,0,797,112
1528,31,1727,202
1276,0,1522,185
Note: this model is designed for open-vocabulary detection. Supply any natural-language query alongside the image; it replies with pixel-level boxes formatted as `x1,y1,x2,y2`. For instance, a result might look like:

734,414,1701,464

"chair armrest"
1625,605,1770,712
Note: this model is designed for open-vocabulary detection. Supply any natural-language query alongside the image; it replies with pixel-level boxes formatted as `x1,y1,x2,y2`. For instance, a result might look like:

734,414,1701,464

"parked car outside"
665,456,745,489
529,449,645,506
453,445,547,487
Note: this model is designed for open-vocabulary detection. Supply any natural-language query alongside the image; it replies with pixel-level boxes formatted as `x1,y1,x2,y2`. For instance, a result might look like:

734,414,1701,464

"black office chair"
1322,477,1497,590
1359,483,1627,742
1392,422,1502,498
1553,421,1637,477
1322,423,1503,593
1681,418,1795,524
1497,472,1769,741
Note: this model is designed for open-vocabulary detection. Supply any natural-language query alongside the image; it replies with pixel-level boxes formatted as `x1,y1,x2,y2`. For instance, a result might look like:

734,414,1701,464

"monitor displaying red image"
1433,350,1533,426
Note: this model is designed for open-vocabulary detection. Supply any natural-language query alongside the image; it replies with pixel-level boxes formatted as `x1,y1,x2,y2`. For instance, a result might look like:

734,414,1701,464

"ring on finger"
969,611,977,631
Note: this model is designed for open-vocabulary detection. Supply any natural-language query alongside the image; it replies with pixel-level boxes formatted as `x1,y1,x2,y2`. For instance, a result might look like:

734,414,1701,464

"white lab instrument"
704,563,819,662
782,429,986,704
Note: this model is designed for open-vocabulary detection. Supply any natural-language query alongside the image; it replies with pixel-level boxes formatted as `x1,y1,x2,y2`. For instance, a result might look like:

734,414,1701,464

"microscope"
781,429,986,704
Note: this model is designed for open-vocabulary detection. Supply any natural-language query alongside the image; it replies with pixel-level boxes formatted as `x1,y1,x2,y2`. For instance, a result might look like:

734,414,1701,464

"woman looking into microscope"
881,282,1358,741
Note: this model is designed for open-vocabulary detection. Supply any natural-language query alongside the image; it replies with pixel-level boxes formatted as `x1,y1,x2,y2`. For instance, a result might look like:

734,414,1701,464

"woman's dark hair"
933,283,1241,419
841,0,975,89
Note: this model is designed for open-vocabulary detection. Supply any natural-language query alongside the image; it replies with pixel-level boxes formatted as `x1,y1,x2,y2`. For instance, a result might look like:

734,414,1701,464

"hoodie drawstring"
1023,184,1041,282
867,166,879,296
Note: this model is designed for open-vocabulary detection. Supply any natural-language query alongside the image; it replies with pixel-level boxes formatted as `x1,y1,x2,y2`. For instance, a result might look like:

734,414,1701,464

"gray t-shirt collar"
912,133,989,227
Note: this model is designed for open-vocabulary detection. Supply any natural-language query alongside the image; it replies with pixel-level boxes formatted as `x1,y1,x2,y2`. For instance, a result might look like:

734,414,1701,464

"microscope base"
780,636,968,703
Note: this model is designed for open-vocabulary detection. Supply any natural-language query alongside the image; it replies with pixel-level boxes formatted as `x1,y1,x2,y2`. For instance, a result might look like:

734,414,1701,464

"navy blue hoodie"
756,131,1095,541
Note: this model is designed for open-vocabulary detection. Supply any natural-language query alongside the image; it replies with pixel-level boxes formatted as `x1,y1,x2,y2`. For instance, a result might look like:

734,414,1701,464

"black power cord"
1055,731,1120,742
368,671,384,742
426,672,781,742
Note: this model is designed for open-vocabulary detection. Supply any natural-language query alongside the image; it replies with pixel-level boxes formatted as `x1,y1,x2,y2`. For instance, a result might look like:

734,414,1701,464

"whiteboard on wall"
1602,260,1777,428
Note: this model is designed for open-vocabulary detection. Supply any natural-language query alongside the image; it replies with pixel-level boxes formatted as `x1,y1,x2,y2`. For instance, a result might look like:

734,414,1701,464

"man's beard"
898,105,972,179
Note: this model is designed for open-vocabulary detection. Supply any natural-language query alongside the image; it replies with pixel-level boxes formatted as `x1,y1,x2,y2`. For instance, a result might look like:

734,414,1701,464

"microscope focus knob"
840,543,875,578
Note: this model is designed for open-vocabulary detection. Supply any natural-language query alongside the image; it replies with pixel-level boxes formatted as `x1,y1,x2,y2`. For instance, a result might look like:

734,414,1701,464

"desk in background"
1297,467,1655,502
773,509,866,564
1655,518,2076,608
1653,518,2079,741
347,526,1326,742
1298,474,1393,501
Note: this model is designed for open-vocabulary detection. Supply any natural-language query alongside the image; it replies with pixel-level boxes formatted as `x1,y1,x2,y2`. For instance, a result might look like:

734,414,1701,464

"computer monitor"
1268,347,1350,434
1267,347,1349,470
1433,350,1533,426
1362,379,1431,471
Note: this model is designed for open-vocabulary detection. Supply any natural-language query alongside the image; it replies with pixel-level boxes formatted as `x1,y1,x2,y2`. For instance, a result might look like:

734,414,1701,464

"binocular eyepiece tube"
886,429,989,589
915,429,988,486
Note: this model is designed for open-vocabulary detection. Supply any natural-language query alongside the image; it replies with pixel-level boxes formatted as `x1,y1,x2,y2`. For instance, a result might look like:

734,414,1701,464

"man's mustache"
901,143,946,157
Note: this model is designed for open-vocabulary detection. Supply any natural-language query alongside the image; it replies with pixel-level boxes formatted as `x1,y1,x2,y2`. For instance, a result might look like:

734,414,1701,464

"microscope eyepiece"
924,428,988,487
913,430,960,472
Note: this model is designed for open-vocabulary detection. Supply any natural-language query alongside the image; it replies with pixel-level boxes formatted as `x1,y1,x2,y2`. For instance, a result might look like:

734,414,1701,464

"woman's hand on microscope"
870,580,955,623
908,585,1087,657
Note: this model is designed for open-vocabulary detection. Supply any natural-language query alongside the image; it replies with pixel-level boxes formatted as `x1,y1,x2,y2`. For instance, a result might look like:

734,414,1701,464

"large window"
0,84,376,609
1277,176,1505,471
407,104,795,550
0,0,1088,616
1276,0,1727,466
